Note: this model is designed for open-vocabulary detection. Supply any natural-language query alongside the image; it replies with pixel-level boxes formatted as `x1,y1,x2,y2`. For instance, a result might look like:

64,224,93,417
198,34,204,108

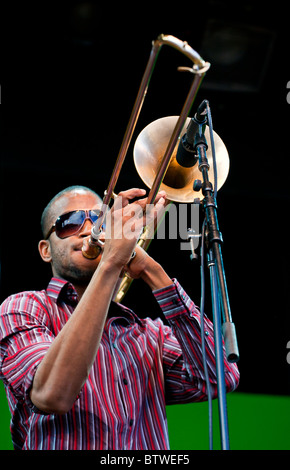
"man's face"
43,190,103,286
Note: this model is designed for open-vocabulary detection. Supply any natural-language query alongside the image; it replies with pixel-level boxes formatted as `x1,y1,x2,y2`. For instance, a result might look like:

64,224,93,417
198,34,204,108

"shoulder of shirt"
0,289,52,316
1,289,48,303
0,278,72,310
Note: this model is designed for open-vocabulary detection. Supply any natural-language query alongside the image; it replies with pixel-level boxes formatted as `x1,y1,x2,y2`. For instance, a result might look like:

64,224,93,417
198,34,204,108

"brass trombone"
81,34,229,301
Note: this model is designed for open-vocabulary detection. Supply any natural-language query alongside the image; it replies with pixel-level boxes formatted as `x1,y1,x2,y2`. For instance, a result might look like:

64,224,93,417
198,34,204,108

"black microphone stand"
191,120,239,450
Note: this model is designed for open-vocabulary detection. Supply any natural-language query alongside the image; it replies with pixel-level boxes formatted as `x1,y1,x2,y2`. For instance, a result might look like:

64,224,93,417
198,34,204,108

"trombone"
82,37,238,449
81,34,229,301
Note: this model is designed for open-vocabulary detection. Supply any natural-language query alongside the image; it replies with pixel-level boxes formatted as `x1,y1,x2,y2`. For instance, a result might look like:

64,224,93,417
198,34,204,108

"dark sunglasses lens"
55,211,85,239
55,210,102,238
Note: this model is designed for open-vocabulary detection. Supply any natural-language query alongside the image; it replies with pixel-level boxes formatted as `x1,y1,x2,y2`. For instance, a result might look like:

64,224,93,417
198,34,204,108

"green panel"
0,381,13,450
166,392,290,450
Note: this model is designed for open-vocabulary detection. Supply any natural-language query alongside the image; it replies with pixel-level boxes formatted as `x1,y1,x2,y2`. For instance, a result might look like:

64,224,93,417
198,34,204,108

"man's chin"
65,268,95,286
55,261,97,287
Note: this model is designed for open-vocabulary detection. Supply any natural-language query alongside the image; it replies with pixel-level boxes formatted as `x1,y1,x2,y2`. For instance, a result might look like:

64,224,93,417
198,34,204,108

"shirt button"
112,343,117,349
129,419,134,426
123,378,128,385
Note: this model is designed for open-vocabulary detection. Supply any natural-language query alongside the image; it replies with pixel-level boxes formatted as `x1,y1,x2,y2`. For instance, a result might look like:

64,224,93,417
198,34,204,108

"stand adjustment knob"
193,179,202,191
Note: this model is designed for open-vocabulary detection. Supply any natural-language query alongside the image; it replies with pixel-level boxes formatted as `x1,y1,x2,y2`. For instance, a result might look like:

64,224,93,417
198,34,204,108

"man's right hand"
101,188,166,271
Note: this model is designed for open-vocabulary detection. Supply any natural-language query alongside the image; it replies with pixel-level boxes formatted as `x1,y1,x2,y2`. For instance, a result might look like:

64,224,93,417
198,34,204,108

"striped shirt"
0,277,239,450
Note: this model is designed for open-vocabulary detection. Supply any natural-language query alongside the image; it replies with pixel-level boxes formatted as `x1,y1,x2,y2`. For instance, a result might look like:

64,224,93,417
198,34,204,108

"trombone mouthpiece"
82,237,103,259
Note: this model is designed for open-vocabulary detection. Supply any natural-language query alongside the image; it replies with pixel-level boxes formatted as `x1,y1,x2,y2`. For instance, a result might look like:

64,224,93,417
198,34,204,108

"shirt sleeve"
0,292,54,413
153,279,240,404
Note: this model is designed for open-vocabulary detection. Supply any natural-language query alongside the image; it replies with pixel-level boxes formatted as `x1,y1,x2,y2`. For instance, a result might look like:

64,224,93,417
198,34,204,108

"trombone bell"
134,116,230,203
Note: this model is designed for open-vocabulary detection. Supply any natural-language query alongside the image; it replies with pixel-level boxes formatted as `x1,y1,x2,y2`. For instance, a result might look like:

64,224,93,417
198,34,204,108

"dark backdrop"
1,1,289,395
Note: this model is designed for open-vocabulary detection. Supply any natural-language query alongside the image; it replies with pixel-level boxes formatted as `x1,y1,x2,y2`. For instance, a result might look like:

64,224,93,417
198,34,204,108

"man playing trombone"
0,185,239,450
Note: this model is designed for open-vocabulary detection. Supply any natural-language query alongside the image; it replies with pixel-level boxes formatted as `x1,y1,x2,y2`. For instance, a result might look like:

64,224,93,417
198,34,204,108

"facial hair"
50,242,98,287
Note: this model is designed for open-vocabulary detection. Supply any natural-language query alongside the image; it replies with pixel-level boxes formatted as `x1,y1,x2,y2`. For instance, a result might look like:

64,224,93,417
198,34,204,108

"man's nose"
79,218,93,237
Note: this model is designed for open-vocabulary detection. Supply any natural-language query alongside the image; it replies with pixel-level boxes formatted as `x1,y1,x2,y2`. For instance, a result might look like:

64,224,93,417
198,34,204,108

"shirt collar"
46,277,78,306
46,277,142,325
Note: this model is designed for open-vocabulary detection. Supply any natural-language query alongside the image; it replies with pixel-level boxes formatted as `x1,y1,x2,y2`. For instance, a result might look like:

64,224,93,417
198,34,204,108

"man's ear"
38,240,52,263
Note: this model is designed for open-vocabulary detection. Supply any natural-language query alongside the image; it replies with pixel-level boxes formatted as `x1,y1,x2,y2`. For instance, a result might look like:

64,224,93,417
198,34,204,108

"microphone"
176,100,208,168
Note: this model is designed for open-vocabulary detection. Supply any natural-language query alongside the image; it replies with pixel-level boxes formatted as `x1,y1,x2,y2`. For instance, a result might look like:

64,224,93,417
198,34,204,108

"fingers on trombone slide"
115,188,147,207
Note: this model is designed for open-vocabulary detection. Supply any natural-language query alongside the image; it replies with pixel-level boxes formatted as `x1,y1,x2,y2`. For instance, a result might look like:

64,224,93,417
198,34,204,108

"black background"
0,1,290,395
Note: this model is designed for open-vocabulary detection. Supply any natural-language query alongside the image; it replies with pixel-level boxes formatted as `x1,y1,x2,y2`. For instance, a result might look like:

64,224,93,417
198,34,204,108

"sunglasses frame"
45,209,101,240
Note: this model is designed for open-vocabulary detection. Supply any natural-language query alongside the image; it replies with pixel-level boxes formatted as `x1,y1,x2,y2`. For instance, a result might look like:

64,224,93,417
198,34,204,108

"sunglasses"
45,209,103,240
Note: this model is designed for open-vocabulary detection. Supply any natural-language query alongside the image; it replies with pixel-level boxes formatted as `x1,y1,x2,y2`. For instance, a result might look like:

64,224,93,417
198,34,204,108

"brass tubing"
82,34,210,264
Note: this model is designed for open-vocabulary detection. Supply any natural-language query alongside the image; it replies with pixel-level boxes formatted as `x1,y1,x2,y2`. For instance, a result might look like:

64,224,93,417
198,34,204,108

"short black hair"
40,185,102,239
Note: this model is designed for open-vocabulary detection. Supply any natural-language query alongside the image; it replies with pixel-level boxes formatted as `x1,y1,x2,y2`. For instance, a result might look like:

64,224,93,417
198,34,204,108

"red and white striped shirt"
0,277,239,450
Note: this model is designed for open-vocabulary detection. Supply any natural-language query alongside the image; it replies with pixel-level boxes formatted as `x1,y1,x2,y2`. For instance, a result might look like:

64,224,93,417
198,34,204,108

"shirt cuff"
153,278,197,320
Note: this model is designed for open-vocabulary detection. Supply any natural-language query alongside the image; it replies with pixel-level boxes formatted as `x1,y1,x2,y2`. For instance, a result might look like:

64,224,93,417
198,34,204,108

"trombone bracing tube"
155,34,208,69
82,34,210,259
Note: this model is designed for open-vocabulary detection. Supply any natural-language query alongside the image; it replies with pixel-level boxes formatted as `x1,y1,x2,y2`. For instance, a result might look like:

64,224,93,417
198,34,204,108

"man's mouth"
73,245,83,252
